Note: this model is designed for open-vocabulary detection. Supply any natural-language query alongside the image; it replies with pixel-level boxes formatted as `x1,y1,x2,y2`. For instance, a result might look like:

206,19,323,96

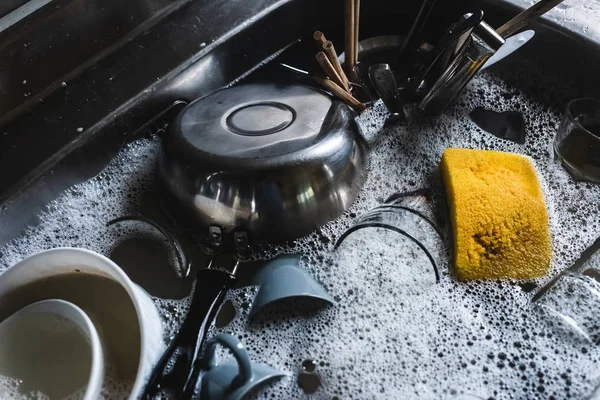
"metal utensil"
406,10,484,97
420,0,565,115
419,20,505,115
532,237,600,303
481,30,535,70
399,0,438,56
339,35,405,103
368,64,406,123
496,0,565,38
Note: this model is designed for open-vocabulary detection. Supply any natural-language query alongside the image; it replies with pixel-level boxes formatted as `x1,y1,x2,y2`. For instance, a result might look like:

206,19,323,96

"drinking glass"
554,98,600,183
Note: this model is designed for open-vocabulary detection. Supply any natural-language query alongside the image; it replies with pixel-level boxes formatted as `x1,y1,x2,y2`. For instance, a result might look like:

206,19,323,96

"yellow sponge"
440,148,552,280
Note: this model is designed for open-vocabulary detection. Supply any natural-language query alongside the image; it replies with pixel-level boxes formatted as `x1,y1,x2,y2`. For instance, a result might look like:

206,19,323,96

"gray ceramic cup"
200,334,285,400
249,254,334,319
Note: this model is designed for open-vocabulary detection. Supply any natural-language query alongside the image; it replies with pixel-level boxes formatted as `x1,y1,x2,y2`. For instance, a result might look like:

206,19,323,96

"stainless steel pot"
157,83,376,246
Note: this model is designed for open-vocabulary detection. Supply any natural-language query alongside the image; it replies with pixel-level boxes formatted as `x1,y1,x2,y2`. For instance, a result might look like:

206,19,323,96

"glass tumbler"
554,98,600,183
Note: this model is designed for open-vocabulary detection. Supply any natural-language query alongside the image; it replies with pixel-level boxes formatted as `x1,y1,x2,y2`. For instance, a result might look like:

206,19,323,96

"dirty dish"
199,333,286,400
249,254,335,320
0,299,104,400
553,98,600,183
158,83,378,248
0,248,163,400
335,189,443,282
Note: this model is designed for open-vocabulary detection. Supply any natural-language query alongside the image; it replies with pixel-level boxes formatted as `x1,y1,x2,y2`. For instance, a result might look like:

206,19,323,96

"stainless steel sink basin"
0,0,599,247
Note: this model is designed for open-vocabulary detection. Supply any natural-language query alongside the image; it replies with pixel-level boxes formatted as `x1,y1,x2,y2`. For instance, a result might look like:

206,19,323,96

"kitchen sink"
1,1,600,397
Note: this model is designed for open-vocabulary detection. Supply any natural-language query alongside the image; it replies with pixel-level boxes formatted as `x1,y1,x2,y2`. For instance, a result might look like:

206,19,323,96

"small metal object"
419,19,505,115
277,62,309,76
158,83,377,247
339,35,405,103
368,64,406,123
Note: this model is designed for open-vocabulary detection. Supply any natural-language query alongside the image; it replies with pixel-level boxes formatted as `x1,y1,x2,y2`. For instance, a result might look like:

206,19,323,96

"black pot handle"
142,268,237,399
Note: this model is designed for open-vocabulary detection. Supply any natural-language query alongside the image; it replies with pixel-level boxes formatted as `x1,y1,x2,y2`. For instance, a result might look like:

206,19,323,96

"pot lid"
169,83,353,162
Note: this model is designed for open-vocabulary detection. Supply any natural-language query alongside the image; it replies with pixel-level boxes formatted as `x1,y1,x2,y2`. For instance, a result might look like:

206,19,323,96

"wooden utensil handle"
344,0,356,75
324,41,350,90
312,72,365,112
316,51,349,92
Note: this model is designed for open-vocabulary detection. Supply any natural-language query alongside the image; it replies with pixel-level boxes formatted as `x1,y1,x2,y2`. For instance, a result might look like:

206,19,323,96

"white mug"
0,248,163,399
0,299,105,400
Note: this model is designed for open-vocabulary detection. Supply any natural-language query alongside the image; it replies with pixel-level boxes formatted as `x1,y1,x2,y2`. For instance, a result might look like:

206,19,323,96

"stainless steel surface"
0,0,32,19
0,0,334,204
496,0,566,38
407,10,484,97
157,83,369,246
473,19,505,51
0,0,339,248
0,0,600,250
341,36,405,103
368,64,405,123
419,20,505,115
0,0,188,126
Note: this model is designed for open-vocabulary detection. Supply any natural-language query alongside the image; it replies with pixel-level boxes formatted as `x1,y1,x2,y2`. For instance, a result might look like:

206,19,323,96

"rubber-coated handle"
142,269,236,399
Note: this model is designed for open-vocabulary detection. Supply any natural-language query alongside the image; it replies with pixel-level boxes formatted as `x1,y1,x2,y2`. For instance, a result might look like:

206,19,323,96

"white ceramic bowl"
0,248,163,399
0,299,104,400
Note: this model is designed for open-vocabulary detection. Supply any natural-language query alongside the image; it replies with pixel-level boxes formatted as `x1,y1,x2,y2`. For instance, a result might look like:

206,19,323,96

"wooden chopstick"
323,41,350,91
311,72,365,112
316,52,349,92
313,31,327,50
353,0,360,67
312,31,351,92
344,0,356,76
496,0,565,38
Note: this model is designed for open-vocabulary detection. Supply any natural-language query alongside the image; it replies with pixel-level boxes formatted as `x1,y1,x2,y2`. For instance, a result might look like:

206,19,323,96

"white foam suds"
1,70,600,399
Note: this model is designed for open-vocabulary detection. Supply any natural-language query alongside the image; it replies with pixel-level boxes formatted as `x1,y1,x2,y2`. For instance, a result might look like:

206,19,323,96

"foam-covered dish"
0,299,104,400
0,248,163,400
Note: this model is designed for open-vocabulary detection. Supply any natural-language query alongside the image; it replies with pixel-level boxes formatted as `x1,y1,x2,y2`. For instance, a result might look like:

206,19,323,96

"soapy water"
0,69,599,399
0,366,132,400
